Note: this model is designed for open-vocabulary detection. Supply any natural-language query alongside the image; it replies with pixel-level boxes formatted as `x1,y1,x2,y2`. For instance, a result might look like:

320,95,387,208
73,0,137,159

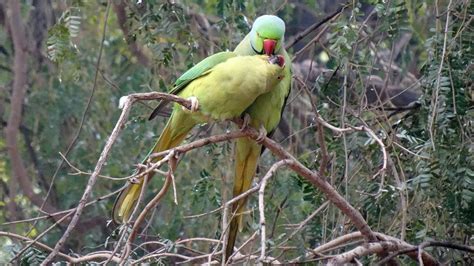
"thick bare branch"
113,1,150,67
327,241,406,265
5,0,58,220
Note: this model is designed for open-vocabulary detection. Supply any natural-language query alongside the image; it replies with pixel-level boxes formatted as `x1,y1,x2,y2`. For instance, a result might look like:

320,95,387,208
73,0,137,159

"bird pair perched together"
112,15,292,261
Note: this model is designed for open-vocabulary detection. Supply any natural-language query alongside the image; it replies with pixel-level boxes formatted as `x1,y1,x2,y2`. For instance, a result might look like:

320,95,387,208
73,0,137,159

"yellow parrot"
112,53,286,224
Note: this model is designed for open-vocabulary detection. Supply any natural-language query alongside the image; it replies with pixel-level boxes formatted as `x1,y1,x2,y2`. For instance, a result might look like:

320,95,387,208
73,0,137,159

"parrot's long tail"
225,138,261,261
112,112,194,224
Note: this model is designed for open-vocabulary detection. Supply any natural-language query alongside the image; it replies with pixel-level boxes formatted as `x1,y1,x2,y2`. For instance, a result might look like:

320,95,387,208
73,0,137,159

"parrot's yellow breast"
177,55,283,121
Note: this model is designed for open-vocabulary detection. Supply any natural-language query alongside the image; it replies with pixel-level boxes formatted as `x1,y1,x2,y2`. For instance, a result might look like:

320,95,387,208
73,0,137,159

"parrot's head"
264,54,286,88
250,15,286,56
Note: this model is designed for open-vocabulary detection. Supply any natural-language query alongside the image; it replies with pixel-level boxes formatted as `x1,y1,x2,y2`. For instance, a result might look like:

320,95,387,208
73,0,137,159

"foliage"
0,0,472,264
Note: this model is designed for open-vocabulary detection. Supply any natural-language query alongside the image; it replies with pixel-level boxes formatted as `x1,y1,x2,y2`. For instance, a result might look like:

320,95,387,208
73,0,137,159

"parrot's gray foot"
182,96,199,112
129,177,140,184
240,113,251,131
256,125,267,143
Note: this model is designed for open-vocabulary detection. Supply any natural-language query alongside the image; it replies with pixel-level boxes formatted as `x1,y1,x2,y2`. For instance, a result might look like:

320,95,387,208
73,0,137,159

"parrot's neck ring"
251,43,263,55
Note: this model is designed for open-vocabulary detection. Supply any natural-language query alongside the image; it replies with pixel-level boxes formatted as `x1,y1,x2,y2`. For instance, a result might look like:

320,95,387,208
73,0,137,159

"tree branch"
258,160,292,262
285,2,349,49
5,0,57,220
42,91,193,263
428,0,452,150
113,1,150,67
0,231,121,263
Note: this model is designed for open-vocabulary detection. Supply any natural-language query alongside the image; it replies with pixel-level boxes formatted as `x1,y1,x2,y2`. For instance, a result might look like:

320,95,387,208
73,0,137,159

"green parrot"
112,53,286,224
226,15,292,260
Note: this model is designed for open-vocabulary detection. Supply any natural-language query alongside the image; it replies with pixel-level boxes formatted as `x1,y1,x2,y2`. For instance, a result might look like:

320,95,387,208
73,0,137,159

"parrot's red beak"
263,39,277,55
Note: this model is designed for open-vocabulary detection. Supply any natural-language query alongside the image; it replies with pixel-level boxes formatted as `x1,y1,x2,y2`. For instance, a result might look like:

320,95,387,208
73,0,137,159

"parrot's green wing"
149,51,237,120
174,51,237,91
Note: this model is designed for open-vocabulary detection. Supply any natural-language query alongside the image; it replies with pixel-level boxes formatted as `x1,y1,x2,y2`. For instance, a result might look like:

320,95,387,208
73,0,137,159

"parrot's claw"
240,113,251,131
256,125,267,143
182,96,199,112
129,177,140,184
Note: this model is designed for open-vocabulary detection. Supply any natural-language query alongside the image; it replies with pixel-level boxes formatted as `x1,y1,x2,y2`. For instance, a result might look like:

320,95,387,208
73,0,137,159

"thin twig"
227,231,259,262
0,231,121,263
258,160,292,262
40,88,377,263
378,240,474,265
36,0,112,237
10,211,72,263
295,76,387,178
294,76,330,175
1,188,121,226
428,0,453,151
59,152,130,180
280,201,330,248
119,152,182,263
293,22,334,58
42,93,191,263
285,2,349,49
41,2,113,264
387,155,408,241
